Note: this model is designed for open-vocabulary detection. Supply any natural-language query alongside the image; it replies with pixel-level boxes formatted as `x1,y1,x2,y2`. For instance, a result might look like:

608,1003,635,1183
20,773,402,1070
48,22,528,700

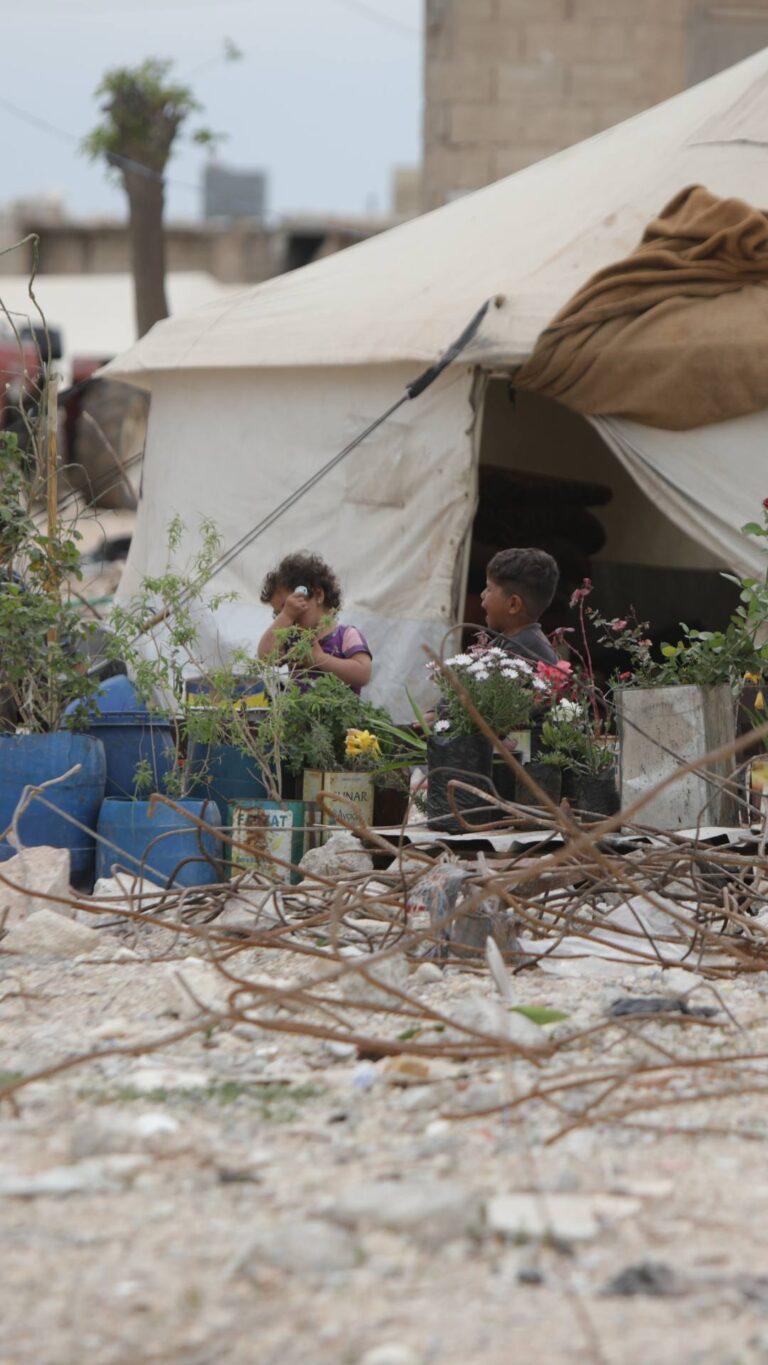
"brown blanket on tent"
515,185,768,430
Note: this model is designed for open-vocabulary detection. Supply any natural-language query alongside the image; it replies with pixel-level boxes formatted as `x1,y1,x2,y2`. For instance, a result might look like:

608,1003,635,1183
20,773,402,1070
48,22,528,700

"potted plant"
586,600,746,830
264,670,393,845
0,429,107,888
425,645,542,831
538,699,619,820
84,517,259,888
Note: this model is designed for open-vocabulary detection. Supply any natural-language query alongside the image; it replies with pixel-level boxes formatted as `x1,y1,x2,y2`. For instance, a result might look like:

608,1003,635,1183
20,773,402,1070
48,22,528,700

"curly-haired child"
257,552,372,694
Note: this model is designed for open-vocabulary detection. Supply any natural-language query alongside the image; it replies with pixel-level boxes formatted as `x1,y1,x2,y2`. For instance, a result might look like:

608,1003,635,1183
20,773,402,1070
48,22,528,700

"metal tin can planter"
302,770,374,845
616,683,737,829
427,734,494,833
96,798,222,887
228,799,307,883
184,675,268,712
0,732,106,889
186,741,270,822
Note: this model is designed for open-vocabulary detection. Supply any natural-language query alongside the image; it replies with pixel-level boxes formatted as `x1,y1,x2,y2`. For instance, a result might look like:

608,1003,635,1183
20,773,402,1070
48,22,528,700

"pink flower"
618,671,632,682
611,619,628,632
569,577,593,608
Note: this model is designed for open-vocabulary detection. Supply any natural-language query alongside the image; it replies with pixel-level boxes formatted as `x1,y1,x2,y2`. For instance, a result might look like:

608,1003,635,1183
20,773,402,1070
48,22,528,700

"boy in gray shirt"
480,547,559,665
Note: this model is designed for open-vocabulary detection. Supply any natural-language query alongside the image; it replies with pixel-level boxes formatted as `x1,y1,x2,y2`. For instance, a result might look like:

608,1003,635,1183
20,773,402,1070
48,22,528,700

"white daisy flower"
434,719,451,732
556,699,582,718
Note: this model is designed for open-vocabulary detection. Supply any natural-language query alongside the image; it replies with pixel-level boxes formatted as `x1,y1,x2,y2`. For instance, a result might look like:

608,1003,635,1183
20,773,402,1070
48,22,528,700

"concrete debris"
0,847,72,927
1,907,101,958
445,995,542,1047
360,1346,419,1365
164,957,233,1018
69,1111,183,1160
486,1193,640,1244
331,1179,482,1246
236,1219,361,1275
407,861,515,958
339,948,409,1005
0,1155,150,1197
299,831,374,880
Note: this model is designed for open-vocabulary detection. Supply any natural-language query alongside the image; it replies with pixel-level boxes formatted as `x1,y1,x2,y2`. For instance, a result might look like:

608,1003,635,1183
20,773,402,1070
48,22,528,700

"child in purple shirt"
257,552,372,695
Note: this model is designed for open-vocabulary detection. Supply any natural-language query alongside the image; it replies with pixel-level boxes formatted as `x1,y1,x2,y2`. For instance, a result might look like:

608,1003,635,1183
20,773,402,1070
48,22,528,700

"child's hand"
280,592,311,625
309,637,328,668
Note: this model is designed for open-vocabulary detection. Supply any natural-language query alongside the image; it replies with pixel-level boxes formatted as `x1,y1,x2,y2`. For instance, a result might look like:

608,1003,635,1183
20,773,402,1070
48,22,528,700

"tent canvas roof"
103,46,768,387
0,272,238,376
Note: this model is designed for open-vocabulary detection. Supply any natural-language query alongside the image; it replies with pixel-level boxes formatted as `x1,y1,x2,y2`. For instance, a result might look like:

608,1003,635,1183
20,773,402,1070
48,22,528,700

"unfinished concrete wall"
423,0,768,209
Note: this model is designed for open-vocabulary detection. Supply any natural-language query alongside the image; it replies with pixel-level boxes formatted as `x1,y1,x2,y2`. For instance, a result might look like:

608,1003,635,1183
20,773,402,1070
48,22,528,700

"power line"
0,94,201,194
325,0,420,37
30,0,420,36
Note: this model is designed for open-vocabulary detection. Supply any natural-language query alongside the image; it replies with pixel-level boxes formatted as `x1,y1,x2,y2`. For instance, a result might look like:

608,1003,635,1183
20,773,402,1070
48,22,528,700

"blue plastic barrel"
96,797,223,888
66,712,175,800
65,675,148,717
0,732,106,889
186,741,269,820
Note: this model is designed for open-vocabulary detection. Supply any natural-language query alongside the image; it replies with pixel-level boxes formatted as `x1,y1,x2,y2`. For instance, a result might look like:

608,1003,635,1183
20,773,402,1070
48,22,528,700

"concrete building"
423,0,768,209
0,202,399,285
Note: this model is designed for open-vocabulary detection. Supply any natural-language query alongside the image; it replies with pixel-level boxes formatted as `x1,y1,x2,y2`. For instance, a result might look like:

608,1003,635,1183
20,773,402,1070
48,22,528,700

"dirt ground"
3,898,768,1365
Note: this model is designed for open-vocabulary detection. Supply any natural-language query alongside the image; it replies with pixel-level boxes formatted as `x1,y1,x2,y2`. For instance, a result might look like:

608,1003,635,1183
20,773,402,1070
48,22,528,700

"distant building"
0,207,398,285
391,165,423,218
423,0,768,209
203,162,268,222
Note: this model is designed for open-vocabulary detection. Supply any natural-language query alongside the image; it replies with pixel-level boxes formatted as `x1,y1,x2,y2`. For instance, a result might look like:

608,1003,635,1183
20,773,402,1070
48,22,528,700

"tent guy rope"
126,295,501,644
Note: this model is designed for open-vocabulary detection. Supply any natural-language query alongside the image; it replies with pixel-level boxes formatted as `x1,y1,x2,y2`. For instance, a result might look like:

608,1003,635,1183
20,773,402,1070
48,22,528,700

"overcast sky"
1,0,422,221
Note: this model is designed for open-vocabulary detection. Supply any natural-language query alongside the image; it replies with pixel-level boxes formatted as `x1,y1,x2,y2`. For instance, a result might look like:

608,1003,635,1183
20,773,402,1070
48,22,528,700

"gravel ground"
3,897,768,1365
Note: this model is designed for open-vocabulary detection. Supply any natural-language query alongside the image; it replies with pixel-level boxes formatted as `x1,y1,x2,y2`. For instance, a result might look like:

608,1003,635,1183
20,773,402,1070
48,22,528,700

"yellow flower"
345,728,381,758
745,672,761,685
756,691,766,712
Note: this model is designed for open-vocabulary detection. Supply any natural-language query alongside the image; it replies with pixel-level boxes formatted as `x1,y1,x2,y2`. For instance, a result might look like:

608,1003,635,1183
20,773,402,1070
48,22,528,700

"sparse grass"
0,1070,24,1088
80,1079,322,1121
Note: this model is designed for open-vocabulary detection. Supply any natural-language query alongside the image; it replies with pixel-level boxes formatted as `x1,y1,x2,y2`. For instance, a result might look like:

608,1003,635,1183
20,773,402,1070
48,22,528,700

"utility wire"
34,0,420,34
326,0,419,37
0,94,201,193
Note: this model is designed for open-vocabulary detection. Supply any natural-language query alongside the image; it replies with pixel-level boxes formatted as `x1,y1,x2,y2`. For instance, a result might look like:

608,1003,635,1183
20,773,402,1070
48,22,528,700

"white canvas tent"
0,272,239,386
103,48,768,710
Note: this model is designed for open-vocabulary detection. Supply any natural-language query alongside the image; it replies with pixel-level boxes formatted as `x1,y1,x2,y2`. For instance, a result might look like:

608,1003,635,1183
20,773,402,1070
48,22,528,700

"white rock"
384,854,428,879
69,1112,181,1160
111,946,140,962
92,873,164,903
338,949,409,1006
486,1193,640,1244
237,1219,360,1275
0,1154,150,1197
127,1064,211,1094
164,957,232,1019
446,996,542,1047
90,1017,133,1041
2,908,101,958
412,962,442,986
299,831,373,880
218,892,281,931
361,1346,419,1365
331,1179,481,1246
0,846,72,926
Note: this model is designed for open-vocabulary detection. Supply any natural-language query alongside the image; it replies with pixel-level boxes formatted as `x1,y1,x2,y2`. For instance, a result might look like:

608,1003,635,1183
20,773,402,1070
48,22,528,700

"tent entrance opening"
466,380,738,661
